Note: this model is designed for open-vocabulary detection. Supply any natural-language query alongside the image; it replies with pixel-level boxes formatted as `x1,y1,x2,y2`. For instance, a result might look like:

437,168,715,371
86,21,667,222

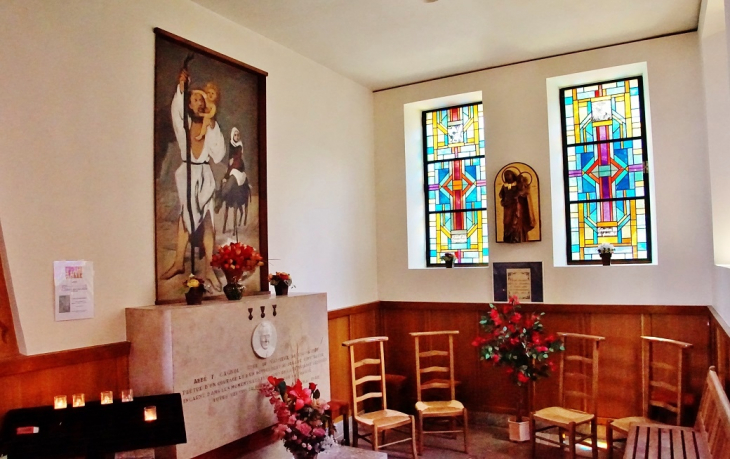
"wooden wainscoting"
328,302,382,406
0,233,19,358
710,306,730,392
379,302,711,424
0,342,130,424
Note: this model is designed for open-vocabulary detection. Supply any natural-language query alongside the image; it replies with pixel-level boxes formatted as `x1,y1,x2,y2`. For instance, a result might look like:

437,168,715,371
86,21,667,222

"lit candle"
54,395,67,409
144,406,157,422
100,391,113,405
72,393,85,407
121,389,133,402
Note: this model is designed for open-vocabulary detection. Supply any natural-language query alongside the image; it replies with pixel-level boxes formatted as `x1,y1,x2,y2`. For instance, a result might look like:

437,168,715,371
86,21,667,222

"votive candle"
54,395,67,409
72,393,85,407
100,391,113,405
144,406,157,422
121,389,133,402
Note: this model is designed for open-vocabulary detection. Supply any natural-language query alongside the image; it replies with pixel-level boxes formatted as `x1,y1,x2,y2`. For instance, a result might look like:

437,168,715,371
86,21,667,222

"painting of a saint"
153,30,268,303
494,163,541,243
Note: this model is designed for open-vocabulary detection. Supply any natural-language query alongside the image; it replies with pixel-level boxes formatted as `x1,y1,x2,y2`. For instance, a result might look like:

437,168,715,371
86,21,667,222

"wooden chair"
606,336,693,459
342,336,417,457
530,332,605,459
410,330,468,455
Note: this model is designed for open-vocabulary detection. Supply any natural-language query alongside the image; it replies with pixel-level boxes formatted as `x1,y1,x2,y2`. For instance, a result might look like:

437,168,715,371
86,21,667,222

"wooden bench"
624,367,730,459
695,366,730,458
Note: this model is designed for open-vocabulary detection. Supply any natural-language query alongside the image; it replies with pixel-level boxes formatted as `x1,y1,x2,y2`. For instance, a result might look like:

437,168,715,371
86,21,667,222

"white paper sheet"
506,268,532,301
54,260,94,321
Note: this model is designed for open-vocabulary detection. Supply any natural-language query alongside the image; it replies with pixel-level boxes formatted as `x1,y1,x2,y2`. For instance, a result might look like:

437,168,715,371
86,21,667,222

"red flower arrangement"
268,272,293,287
260,377,333,457
210,242,263,282
472,295,564,421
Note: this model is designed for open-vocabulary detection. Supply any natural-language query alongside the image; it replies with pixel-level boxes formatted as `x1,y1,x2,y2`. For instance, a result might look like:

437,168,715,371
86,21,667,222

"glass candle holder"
100,391,113,405
54,395,67,409
121,389,133,402
72,393,85,407
144,406,157,422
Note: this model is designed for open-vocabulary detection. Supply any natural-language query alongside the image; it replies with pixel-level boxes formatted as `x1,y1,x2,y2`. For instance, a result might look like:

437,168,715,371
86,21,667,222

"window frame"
421,102,489,268
559,76,653,265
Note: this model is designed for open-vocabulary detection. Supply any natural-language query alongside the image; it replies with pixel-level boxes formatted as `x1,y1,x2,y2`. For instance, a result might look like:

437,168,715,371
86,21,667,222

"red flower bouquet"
472,295,564,421
268,272,293,287
260,377,333,458
210,242,263,283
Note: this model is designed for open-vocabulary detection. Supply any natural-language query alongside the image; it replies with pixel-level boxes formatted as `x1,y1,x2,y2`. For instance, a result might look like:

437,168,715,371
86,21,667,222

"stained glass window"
560,77,652,264
423,103,488,266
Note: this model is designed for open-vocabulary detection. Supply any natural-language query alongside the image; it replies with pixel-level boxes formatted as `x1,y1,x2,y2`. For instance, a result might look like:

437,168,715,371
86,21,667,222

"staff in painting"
182,53,195,273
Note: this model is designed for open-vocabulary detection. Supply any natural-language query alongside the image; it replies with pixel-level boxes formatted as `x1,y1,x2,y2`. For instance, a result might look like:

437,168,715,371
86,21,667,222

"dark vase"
223,283,244,300
274,283,289,296
288,452,318,459
223,273,244,300
185,286,205,305
445,259,454,268
600,252,612,266
291,451,317,459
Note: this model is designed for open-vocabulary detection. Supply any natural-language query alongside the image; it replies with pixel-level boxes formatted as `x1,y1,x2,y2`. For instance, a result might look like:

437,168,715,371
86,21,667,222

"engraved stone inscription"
178,349,327,405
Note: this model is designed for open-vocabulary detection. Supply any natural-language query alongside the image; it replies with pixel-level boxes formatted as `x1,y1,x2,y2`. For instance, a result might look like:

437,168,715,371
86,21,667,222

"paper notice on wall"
506,268,532,301
54,261,94,321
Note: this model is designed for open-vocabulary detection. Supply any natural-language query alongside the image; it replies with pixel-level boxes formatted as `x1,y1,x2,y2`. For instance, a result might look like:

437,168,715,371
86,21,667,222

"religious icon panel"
494,163,541,243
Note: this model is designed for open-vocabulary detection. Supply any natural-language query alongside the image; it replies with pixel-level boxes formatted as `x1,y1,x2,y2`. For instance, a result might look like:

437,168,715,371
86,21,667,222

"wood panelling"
710,306,730,392
0,342,130,424
328,302,381,406
379,301,711,424
0,233,18,358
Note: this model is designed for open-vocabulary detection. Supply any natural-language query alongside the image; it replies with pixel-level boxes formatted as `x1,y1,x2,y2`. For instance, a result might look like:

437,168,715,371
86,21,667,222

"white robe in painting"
170,88,226,234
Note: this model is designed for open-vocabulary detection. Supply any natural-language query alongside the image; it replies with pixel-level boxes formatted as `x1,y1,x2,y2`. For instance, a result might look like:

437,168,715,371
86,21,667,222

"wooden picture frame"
153,29,268,304
494,162,541,243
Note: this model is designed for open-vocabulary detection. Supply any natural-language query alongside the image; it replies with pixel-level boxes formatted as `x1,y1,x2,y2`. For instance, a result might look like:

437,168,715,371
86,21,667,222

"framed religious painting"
153,29,268,304
494,162,541,243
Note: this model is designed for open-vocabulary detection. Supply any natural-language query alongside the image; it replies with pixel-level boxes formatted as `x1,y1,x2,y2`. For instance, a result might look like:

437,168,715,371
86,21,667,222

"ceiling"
192,0,702,91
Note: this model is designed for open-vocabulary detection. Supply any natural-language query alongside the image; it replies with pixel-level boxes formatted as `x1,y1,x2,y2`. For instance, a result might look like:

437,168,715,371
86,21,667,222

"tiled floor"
239,417,616,458
358,423,609,458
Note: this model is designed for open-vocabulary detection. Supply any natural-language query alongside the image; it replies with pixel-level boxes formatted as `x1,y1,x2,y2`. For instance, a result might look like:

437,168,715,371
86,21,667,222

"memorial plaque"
126,293,329,459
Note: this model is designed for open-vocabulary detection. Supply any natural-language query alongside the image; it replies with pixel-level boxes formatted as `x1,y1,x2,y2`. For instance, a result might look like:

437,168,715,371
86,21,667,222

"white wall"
701,0,730,320
374,34,714,305
0,0,377,354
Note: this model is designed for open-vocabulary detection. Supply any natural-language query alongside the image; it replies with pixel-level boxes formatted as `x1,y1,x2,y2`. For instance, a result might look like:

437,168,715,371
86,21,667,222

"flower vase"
274,283,289,296
185,286,205,305
508,417,530,442
600,252,612,266
445,259,454,268
291,452,317,459
223,272,244,300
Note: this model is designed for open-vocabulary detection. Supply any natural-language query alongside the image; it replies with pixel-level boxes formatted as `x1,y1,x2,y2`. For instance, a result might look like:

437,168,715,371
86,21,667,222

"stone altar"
126,293,329,459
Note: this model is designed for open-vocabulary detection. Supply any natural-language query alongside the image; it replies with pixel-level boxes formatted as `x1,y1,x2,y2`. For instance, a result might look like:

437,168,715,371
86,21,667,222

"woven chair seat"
415,400,464,416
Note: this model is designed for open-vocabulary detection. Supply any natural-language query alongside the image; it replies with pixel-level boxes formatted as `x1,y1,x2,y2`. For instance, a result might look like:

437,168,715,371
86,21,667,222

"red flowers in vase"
210,242,263,283
260,377,333,457
472,295,564,421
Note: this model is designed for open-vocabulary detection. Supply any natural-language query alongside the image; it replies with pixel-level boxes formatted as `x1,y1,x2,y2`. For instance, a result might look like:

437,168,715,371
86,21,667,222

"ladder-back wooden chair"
530,332,605,459
342,336,417,457
606,336,693,459
410,330,468,455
